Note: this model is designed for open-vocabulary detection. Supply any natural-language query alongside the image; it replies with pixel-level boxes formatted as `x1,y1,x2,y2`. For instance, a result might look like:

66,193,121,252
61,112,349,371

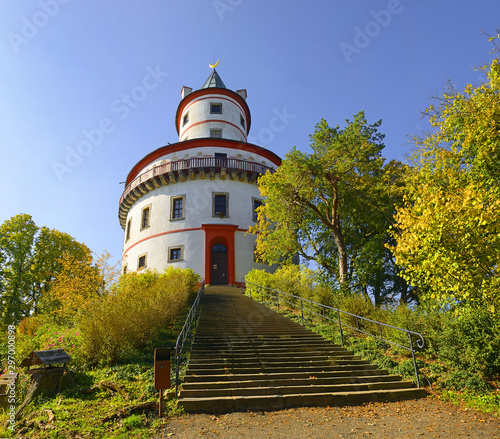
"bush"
78,267,199,365
246,266,337,306
428,308,500,377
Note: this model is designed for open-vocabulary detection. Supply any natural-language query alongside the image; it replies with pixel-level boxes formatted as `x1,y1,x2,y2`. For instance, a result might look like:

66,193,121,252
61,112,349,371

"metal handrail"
120,157,276,204
174,280,205,397
242,280,425,388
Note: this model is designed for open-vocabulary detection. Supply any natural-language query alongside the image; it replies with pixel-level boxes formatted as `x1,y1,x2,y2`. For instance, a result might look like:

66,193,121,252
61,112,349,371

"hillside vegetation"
0,267,199,438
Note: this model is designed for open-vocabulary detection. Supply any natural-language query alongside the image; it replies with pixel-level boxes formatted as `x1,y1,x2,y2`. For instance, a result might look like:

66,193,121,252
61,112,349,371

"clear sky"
1,0,498,266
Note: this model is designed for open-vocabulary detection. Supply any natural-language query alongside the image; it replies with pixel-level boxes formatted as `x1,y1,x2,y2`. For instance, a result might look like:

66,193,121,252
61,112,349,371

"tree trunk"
333,232,348,284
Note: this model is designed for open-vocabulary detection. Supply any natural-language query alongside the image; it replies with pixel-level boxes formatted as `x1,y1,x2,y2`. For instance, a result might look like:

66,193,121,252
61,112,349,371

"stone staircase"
177,286,425,413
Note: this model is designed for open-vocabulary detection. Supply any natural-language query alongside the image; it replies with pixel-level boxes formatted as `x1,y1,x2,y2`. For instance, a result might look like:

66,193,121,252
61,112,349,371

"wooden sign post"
154,348,171,417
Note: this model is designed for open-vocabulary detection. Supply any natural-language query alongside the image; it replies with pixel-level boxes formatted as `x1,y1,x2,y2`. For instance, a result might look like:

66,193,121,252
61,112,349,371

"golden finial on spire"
209,59,220,69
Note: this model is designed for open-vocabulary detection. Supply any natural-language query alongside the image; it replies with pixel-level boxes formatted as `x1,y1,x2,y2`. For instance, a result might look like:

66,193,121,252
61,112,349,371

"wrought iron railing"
241,280,425,388
174,280,205,397
120,157,275,204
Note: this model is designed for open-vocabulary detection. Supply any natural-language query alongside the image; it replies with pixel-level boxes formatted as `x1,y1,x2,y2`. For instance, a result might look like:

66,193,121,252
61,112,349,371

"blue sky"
1,0,498,265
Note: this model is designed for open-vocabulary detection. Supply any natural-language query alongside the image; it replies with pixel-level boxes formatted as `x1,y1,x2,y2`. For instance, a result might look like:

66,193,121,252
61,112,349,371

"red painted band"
175,88,251,134
181,119,247,140
180,95,248,134
123,226,249,256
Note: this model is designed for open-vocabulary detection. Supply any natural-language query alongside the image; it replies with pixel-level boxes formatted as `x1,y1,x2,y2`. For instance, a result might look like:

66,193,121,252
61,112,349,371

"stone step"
185,362,373,376
187,356,363,368
180,380,413,398
182,374,402,390
177,286,425,413
188,354,360,365
190,344,344,352
183,367,388,383
192,336,337,343
189,348,353,358
178,388,427,413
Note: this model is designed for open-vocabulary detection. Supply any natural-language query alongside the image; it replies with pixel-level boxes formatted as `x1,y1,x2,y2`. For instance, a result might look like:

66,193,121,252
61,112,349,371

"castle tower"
118,69,281,285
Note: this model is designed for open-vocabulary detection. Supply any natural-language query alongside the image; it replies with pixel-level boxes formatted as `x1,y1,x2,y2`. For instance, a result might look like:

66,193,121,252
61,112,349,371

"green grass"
0,361,183,438
439,389,500,417
0,292,198,438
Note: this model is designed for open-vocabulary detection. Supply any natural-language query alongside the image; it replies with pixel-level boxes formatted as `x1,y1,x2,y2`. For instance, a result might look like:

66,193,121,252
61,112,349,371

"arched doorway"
202,224,238,285
211,243,228,285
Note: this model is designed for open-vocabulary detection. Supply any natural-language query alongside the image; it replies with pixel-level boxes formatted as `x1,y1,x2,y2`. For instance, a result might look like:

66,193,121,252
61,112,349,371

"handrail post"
173,280,204,399
337,309,344,347
243,281,425,382
408,332,421,388
175,345,180,397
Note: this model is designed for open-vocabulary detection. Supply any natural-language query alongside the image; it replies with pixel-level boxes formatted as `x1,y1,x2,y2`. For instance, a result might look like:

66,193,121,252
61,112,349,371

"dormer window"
210,103,222,114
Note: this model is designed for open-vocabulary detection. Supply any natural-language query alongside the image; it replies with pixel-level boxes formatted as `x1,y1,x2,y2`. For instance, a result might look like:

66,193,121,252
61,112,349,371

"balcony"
118,157,275,228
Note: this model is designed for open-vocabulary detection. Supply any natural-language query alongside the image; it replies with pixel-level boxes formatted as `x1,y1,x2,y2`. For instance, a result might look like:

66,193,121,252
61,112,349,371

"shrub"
429,308,500,377
78,267,199,365
245,266,333,305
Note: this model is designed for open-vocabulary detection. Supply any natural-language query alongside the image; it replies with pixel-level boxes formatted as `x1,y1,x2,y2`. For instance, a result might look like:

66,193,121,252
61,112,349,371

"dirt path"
155,397,499,438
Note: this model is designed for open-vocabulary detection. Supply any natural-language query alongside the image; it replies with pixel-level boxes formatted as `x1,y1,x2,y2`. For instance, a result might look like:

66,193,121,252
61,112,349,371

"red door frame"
202,224,238,286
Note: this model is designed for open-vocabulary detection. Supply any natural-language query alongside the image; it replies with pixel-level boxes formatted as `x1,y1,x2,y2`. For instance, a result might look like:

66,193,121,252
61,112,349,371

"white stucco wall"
120,83,278,282
122,162,265,280
179,93,248,142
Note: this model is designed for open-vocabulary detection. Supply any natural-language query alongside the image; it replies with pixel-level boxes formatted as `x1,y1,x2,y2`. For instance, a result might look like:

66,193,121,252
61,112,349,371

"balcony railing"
119,157,275,205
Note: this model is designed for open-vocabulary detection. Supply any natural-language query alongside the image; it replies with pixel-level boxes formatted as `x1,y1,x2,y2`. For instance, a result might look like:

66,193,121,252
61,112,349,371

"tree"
0,214,92,326
0,214,38,325
251,111,407,303
43,251,120,323
389,53,500,312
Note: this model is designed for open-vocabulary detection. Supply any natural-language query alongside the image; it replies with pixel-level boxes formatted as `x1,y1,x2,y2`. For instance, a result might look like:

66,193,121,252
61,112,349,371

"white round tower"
118,69,281,285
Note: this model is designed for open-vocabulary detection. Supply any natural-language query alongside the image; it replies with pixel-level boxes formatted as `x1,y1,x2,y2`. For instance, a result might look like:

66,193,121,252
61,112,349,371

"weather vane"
209,59,220,69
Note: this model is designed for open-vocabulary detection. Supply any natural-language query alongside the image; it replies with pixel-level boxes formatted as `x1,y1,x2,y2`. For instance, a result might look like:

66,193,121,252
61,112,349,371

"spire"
202,69,226,89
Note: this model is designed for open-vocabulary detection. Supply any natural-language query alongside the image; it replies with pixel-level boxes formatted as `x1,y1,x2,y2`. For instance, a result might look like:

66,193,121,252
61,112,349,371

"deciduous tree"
0,214,92,326
389,52,500,312
251,111,407,303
